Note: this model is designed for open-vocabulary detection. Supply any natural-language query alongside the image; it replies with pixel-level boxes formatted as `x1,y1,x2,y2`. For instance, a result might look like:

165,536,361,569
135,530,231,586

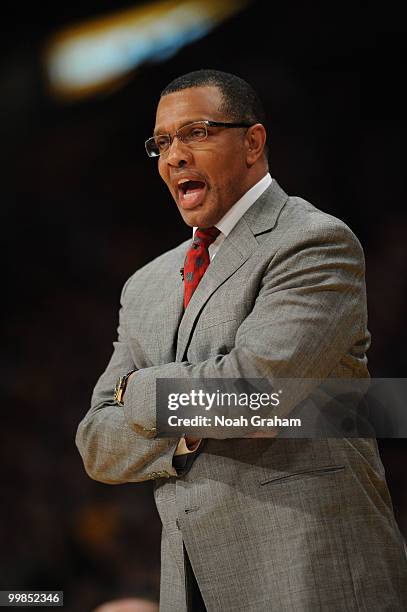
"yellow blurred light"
44,0,250,101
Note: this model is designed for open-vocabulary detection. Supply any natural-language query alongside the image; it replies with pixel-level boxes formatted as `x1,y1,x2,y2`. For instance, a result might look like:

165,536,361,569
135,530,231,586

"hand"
185,436,201,446
184,436,201,449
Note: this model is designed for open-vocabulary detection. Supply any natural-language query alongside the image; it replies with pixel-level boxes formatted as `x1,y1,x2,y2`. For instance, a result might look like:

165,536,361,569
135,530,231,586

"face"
153,86,255,228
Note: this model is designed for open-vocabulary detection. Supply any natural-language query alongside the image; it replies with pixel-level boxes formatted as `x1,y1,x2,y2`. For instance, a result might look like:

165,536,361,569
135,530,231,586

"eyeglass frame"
144,119,255,158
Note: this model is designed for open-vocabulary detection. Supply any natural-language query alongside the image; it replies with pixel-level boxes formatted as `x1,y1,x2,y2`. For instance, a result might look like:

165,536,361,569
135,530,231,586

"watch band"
114,370,136,406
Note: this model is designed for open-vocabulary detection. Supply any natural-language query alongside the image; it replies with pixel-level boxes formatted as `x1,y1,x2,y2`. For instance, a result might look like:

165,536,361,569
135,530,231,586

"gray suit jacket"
76,181,407,611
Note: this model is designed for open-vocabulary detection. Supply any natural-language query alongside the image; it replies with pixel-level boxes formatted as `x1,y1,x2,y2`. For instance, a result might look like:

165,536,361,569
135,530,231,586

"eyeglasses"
145,120,254,158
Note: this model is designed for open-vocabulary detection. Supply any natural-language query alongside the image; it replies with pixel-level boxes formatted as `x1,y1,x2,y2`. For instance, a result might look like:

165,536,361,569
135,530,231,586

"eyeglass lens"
146,122,209,157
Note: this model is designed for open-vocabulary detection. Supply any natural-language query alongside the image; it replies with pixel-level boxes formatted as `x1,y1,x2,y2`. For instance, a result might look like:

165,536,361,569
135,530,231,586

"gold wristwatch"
114,370,136,405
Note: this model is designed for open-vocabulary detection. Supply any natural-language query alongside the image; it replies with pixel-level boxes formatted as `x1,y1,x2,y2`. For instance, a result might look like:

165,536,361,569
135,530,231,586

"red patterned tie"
183,227,220,308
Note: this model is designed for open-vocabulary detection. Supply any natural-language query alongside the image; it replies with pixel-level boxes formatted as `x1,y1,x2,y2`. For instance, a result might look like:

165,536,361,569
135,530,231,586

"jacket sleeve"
121,219,370,438
75,279,179,484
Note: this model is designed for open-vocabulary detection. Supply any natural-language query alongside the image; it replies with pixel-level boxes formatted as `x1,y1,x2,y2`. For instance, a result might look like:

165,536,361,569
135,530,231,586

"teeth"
178,179,191,186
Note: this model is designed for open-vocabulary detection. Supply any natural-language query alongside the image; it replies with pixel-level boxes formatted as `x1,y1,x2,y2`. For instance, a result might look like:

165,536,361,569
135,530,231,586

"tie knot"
193,226,220,248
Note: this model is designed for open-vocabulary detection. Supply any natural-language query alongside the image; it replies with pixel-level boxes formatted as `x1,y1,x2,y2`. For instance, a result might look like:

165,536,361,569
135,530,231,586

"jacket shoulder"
280,194,364,251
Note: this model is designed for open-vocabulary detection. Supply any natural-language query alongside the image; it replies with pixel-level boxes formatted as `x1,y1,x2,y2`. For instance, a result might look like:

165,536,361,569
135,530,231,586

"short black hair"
160,69,266,125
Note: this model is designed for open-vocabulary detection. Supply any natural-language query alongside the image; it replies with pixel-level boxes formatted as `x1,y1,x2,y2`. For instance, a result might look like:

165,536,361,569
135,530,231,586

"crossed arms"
76,220,368,484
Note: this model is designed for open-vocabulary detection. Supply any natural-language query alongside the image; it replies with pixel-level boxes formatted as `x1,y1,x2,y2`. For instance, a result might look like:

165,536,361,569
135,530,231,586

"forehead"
154,86,224,133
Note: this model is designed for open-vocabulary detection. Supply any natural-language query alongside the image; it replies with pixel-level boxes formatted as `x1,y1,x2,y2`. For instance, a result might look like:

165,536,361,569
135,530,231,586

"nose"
165,135,192,167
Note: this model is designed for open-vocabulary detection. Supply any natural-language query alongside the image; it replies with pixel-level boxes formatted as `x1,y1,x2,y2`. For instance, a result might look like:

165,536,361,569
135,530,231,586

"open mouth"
177,179,207,208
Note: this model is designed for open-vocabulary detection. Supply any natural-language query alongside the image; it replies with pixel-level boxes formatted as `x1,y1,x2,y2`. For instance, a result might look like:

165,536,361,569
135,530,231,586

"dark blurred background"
2,0,407,610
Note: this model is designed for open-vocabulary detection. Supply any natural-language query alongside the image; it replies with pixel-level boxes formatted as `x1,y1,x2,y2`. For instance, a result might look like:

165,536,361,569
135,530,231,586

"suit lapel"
175,180,289,362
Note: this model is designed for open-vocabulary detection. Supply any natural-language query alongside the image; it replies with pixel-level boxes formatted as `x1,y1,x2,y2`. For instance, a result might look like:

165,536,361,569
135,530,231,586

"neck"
246,158,269,185
238,161,269,200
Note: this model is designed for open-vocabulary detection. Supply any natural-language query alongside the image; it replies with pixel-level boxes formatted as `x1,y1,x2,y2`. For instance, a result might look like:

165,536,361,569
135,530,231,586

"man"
76,70,407,611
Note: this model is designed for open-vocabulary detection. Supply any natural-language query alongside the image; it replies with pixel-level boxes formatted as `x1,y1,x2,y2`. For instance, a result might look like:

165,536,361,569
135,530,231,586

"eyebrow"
153,118,209,136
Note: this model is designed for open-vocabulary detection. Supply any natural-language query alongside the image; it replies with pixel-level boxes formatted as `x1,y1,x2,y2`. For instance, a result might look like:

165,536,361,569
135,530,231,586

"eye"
183,125,207,142
155,135,170,151
191,127,206,138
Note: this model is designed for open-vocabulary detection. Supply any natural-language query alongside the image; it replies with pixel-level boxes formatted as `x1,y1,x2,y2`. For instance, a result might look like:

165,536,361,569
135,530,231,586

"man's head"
150,69,268,227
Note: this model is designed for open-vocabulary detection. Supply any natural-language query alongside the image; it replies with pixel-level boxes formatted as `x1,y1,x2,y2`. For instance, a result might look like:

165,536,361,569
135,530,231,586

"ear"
245,123,267,165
